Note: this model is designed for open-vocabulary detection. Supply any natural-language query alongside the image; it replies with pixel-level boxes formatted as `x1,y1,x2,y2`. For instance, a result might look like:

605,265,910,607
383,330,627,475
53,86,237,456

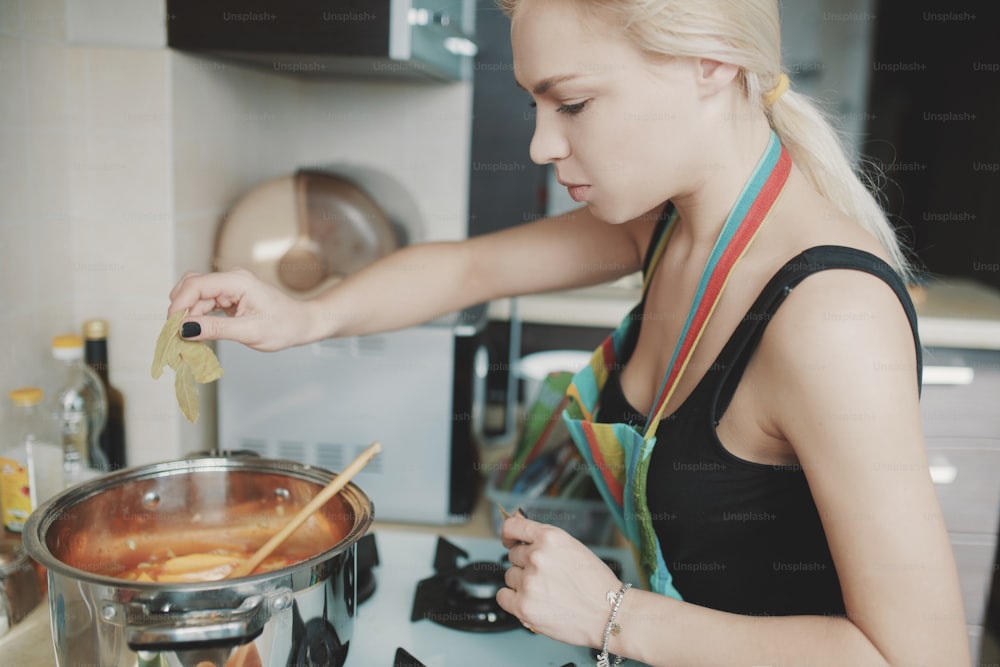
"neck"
669,115,775,251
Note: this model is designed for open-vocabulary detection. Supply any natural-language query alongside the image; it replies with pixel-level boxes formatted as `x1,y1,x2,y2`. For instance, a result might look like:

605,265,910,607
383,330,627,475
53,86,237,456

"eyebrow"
515,73,584,96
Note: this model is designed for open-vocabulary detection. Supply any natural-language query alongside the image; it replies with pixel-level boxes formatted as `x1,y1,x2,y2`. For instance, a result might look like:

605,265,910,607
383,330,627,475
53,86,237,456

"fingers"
165,268,278,347
505,542,532,571
497,566,538,635
500,510,538,548
177,313,252,346
499,520,626,648
168,270,205,302
495,585,517,616
168,268,254,318
503,556,525,590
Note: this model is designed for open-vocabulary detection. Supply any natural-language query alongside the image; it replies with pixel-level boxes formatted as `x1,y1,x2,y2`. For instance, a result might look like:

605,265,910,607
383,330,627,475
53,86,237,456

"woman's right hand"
167,268,317,352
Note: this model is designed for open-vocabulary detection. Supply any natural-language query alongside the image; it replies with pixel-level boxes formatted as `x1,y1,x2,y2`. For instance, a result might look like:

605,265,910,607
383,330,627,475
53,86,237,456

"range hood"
166,0,478,82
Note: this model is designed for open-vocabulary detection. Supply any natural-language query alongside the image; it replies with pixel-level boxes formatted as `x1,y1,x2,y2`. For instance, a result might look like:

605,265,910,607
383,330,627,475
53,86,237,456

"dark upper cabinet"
166,0,477,81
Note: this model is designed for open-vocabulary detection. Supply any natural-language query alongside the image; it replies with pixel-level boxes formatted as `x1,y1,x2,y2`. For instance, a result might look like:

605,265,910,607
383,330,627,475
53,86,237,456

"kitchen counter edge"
489,276,1000,351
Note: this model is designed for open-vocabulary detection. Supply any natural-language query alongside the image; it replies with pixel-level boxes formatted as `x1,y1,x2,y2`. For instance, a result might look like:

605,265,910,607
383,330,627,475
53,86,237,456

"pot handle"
124,590,289,652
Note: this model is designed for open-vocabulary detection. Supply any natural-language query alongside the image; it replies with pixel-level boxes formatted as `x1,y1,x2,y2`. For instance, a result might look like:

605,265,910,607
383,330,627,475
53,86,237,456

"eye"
556,101,588,115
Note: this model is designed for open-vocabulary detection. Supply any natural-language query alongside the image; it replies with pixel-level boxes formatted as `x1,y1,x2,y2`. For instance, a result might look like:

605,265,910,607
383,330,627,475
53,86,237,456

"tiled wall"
1,0,473,466
1,0,176,464
0,1,75,399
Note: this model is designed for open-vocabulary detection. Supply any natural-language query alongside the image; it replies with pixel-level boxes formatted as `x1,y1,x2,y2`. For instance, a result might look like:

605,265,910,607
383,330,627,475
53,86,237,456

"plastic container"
1,388,64,532
486,471,615,546
491,350,614,545
51,334,107,485
515,350,591,407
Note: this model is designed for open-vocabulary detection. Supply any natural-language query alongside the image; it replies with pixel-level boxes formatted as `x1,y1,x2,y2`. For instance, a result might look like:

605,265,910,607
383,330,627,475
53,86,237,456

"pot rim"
22,455,374,591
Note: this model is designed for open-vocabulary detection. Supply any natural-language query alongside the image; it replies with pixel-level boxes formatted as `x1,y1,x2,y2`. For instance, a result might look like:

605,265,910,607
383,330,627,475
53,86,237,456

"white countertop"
1,603,53,667
489,276,1000,350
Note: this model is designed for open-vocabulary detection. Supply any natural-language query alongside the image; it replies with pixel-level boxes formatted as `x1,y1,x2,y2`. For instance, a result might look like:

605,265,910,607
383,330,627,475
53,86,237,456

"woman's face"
511,0,705,224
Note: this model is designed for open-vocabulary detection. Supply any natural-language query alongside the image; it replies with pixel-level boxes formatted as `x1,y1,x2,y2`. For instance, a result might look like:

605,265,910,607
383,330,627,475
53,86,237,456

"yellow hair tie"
764,73,790,106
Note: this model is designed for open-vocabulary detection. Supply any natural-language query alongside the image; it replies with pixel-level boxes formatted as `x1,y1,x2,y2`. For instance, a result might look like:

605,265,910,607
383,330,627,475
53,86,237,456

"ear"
696,59,741,99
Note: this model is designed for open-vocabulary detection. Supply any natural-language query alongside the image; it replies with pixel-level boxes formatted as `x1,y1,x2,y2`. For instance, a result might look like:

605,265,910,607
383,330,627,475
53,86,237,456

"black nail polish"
180,322,201,338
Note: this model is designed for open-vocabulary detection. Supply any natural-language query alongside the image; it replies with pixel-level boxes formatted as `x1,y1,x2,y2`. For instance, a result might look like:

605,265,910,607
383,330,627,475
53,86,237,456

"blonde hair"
500,0,914,281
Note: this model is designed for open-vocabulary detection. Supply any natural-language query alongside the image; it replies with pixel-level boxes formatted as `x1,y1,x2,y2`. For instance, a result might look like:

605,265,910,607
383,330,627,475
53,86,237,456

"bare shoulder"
748,264,923,479
753,170,914,369
756,266,919,395
776,264,913,328
745,252,922,453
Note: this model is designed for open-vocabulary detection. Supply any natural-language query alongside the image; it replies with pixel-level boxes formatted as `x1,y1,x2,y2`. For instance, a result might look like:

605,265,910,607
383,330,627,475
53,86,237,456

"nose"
528,110,570,165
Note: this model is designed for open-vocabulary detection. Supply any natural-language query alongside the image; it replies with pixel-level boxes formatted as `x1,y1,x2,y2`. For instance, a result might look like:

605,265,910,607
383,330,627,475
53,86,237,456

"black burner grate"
410,536,521,633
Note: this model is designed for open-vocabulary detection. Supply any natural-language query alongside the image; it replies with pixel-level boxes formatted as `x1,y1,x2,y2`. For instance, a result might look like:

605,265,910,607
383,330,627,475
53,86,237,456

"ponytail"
764,83,916,282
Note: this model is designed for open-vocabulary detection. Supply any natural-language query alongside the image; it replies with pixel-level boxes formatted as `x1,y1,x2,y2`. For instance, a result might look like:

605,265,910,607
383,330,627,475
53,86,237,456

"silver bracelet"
596,582,631,667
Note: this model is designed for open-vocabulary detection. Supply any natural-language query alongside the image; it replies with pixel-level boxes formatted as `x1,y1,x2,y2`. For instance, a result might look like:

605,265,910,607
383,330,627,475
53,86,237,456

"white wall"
0,0,174,461
1,0,474,465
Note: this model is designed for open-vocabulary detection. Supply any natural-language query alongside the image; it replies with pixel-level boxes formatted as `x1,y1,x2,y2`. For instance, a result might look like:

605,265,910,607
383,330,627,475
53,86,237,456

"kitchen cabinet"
925,442,1000,536
922,345,1000,665
166,0,477,81
921,348,1000,438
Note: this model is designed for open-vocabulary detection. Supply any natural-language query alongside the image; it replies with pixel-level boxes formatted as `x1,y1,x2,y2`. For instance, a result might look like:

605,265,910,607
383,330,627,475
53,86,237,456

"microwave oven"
215,305,488,525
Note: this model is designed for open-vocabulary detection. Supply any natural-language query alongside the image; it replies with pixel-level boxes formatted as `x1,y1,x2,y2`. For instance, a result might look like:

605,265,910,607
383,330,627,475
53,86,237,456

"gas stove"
348,531,651,667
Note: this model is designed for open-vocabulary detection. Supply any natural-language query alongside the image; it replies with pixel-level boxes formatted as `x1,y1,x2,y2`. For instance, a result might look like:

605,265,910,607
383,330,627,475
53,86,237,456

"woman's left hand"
497,511,623,647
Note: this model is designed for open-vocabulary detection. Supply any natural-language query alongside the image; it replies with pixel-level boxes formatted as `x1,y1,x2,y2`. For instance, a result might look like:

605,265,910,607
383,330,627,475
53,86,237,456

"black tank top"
596,245,922,616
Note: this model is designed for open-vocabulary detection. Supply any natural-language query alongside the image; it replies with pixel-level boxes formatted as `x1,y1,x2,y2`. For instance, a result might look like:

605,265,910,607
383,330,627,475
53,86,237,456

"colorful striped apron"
562,131,792,597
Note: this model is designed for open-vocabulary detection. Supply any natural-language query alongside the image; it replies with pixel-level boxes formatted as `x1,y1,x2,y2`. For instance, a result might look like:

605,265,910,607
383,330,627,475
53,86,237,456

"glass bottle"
51,334,107,484
83,319,127,471
1,387,64,532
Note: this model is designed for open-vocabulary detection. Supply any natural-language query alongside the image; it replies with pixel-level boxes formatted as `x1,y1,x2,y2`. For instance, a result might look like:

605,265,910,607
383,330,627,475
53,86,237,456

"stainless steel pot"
22,456,373,667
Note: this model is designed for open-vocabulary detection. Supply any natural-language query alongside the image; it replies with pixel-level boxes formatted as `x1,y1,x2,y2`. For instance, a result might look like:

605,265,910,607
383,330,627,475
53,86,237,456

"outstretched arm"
167,204,658,350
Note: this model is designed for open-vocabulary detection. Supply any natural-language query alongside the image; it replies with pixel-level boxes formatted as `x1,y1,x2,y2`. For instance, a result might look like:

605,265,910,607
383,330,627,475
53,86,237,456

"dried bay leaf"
174,362,199,423
152,309,186,379
164,334,184,371
152,310,224,423
179,340,224,383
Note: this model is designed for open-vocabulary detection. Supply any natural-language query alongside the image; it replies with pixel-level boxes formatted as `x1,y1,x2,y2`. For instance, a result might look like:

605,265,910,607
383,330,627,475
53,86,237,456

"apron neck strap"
643,131,792,437
641,207,679,299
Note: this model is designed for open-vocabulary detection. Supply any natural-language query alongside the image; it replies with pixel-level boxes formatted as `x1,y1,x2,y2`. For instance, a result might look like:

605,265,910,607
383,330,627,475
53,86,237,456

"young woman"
168,0,969,663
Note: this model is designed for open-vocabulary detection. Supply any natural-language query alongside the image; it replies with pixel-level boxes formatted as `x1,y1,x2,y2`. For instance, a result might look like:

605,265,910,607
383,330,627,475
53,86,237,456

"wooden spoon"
227,440,382,578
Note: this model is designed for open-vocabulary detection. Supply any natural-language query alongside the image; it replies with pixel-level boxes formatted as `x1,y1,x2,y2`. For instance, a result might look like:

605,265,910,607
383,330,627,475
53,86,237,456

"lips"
559,179,591,203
